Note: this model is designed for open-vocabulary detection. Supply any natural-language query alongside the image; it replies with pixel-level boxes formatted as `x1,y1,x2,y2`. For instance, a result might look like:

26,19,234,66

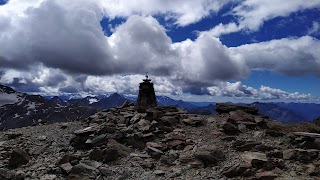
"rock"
222,163,253,178
147,146,164,158
167,140,185,149
256,171,278,180
107,139,132,157
8,148,31,168
74,126,99,135
283,149,319,163
160,116,179,126
222,122,240,135
40,174,57,180
242,152,267,169
0,168,14,180
58,154,81,165
68,162,99,180
153,170,165,176
166,133,186,141
130,114,144,124
130,153,151,158
182,117,203,126
233,140,261,151
194,146,225,166
294,132,320,138
87,134,108,147
119,100,130,108
216,103,258,115
60,163,73,174
5,132,23,139
124,134,146,149
229,110,255,122
179,154,203,168
207,117,216,123
98,167,113,177
37,135,47,141
29,145,48,156
60,123,69,129
266,129,284,137
89,148,104,161
103,149,119,162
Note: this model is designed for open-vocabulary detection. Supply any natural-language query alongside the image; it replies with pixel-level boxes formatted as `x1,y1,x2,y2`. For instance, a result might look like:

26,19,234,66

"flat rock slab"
294,132,320,139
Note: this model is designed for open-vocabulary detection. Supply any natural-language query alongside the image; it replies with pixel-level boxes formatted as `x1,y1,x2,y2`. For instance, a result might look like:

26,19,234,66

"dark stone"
233,140,261,151
266,129,284,137
70,135,91,150
89,149,104,161
222,122,240,135
103,149,119,162
5,132,23,139
8,148,30,169
124,134,146,149
160,116,179,126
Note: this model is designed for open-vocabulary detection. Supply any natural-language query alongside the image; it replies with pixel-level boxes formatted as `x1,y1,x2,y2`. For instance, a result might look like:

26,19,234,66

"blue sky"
0,0,320,103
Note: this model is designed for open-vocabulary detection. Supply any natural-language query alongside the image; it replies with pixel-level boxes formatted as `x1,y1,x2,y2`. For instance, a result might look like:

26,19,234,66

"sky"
0,0,320,103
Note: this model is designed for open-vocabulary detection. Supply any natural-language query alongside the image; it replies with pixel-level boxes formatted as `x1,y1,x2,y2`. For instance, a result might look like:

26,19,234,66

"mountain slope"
0,84,98,130
252,102,305,123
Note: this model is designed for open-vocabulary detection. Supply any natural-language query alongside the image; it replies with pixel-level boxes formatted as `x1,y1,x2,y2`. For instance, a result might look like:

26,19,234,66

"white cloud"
206,0,320,36
308,21,320,35
201,22,242,37
231,36,320,76
0,0,319,102
207,81,313,101
99,0,230,26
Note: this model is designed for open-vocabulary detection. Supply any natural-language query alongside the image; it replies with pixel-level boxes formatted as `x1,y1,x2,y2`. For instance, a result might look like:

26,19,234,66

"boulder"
194,146,225,166
67,163,99,180
222,122,240,135
8,148,31,168
242,152,267,169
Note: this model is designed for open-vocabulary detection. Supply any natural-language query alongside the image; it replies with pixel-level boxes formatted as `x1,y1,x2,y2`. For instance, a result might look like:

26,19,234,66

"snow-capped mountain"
0,84,97,130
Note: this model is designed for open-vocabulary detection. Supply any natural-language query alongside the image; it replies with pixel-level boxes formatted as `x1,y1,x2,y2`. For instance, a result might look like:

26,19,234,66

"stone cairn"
136,73,157,112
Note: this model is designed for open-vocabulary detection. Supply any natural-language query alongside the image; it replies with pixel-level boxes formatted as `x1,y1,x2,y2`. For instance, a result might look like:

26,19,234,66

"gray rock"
153,170,165,176
242,152,267,168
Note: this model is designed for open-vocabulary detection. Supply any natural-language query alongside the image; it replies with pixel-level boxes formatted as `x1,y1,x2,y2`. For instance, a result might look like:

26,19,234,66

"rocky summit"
0,103,320,180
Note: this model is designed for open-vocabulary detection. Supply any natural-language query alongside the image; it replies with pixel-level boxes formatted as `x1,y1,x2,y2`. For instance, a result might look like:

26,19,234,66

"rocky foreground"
1,103,320,180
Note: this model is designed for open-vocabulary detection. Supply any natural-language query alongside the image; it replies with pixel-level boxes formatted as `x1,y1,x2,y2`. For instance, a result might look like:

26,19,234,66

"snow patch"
89,98,98,104
0,93,19,106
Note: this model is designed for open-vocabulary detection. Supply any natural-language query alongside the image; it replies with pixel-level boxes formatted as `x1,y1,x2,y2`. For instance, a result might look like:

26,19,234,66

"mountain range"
1,84,320,130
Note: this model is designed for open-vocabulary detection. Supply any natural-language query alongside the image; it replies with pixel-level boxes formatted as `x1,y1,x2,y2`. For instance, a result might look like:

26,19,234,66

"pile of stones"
0,102,320,179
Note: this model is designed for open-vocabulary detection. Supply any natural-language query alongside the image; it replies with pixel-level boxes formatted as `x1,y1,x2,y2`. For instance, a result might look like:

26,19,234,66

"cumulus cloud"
231,36,320,76
207,81,313,101
0,0,319,102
